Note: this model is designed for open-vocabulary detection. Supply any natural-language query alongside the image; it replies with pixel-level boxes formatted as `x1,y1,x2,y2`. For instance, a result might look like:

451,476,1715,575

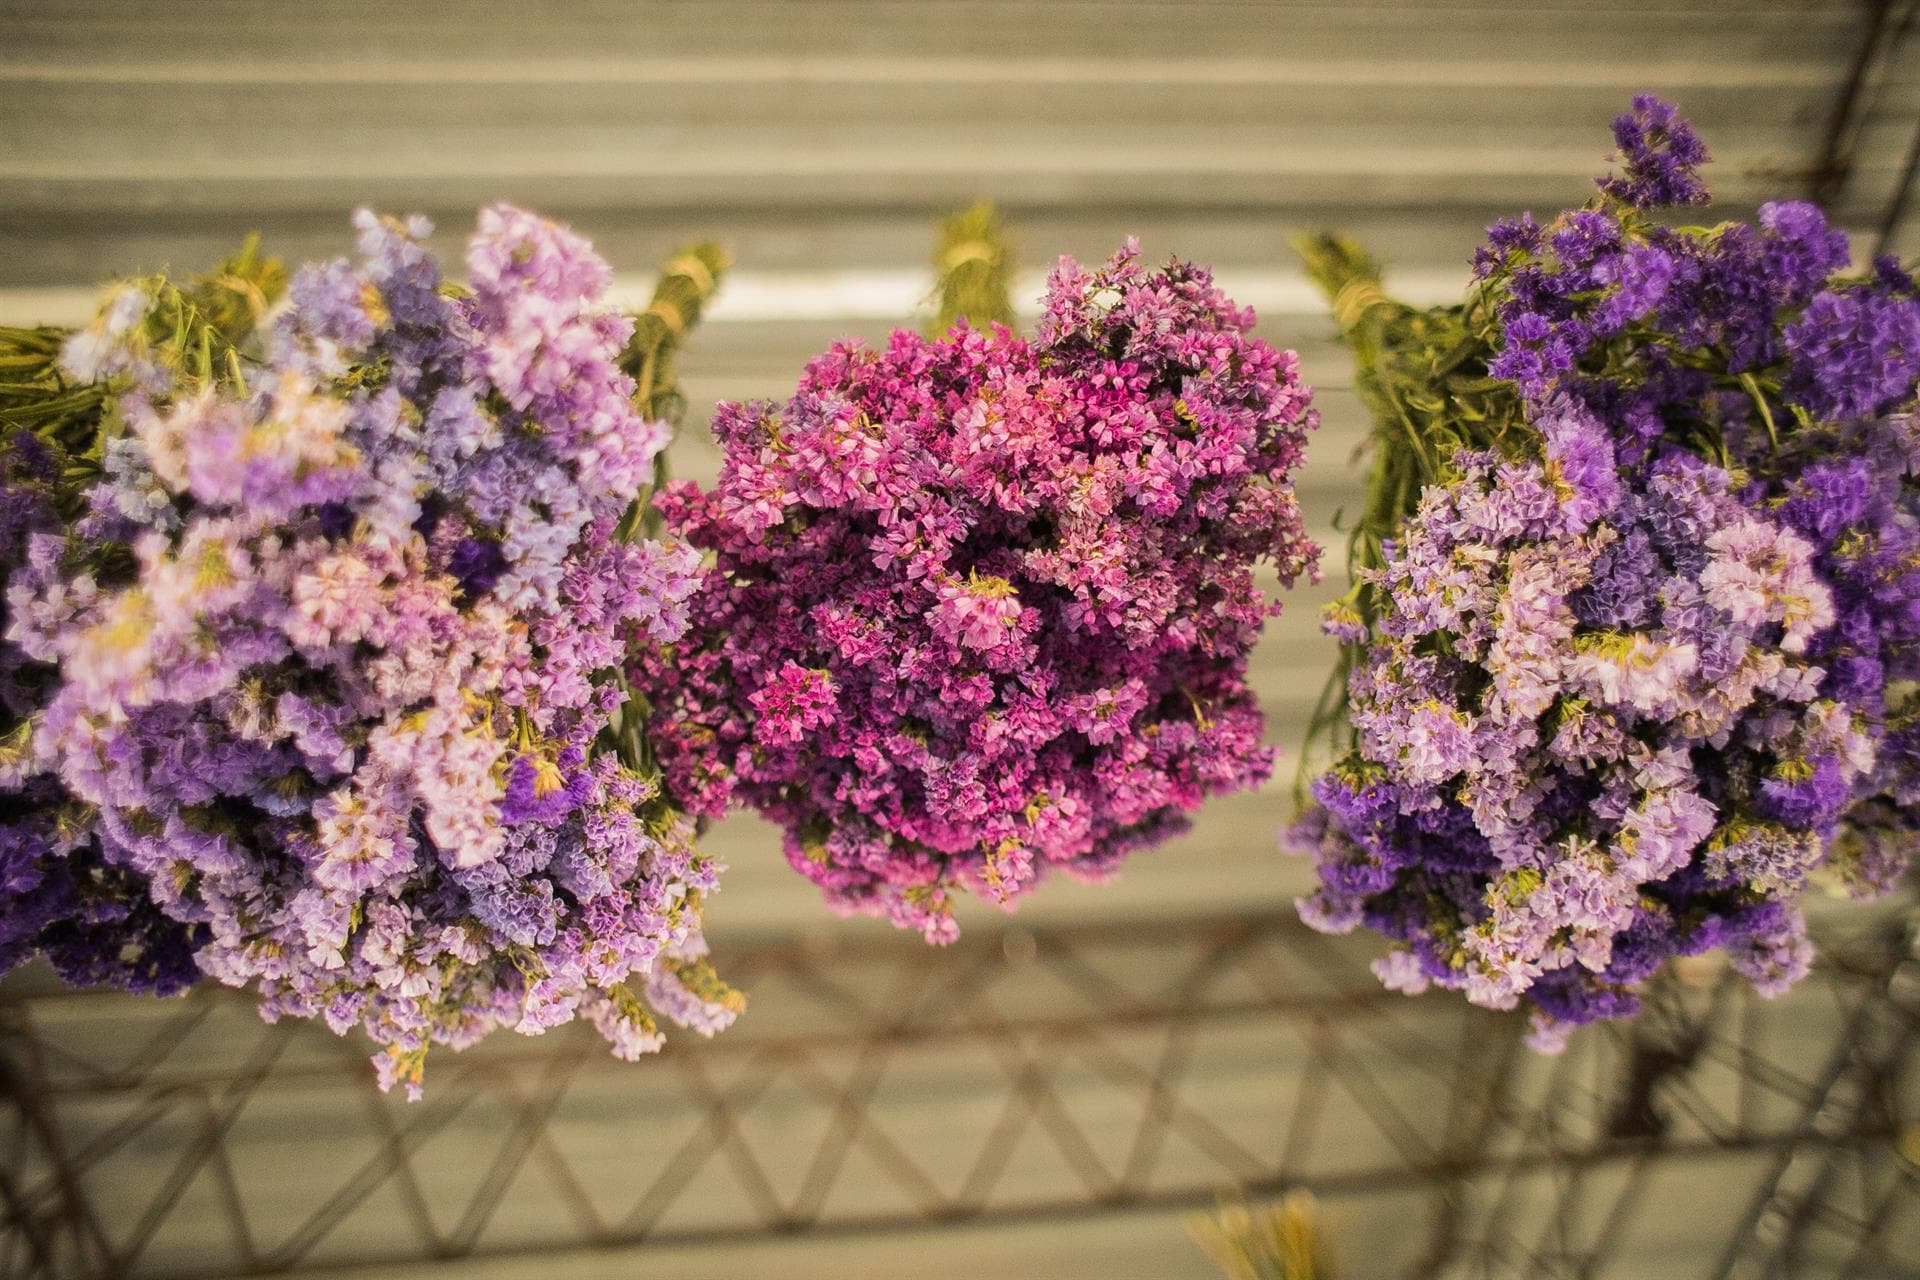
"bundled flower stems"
2,210,741,1095
634,213,1321,941
1290,97,1920,1049
1190,1191,1335,1280
928,201,1019,335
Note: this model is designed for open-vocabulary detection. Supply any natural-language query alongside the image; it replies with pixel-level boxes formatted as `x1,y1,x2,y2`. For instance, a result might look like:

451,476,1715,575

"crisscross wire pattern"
2,899,1914,1279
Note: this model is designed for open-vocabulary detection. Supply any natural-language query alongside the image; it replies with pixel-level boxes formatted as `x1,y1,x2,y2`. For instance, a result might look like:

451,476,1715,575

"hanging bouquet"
2,208,741,1095
1290,96,1920,1048
635,225,1320,942
0,268,244,995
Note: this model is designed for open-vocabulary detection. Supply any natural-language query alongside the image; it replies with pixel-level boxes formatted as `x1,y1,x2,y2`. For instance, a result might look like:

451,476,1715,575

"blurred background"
3,2,1919,1277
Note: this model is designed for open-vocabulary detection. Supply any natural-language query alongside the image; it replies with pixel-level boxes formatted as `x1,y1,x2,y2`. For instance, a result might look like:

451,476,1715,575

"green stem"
1739,371,1780,453
621,242,729,422
1291,231,1519,793
928,201,1016,335
605,243,729,780
618,242,730,544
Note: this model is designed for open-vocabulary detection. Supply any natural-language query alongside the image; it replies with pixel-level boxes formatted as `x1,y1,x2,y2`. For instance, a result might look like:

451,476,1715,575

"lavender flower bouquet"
0,249,277,996
636,227,1321,942
3,208,740,1095
1291,96,1920,1048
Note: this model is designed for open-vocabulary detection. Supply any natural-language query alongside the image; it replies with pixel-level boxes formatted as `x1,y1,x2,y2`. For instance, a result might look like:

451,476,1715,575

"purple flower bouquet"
1292,97,1920,1048
3,209,740,1094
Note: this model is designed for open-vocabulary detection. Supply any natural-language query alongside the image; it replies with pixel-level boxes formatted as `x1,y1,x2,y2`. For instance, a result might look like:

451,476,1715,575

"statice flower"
2,322,202,992
1292,96,1920,1047
637,243,1319,941
8,207,739,1095
1295,447,1850,1031
0,778,199,994
1782,287,1920,423
1596,92,1710,209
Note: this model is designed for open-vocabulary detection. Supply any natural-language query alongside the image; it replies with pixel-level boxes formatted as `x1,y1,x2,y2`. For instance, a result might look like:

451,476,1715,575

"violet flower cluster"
1293,96,1920,1048
5,207,740,1094
3,406,199,993
637,243,1319,941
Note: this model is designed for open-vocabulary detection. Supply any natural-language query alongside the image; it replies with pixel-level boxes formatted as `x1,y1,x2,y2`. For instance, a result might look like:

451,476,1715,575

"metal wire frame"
1803,0,1920,258
1,898,1914,1280
1807,0,1911,208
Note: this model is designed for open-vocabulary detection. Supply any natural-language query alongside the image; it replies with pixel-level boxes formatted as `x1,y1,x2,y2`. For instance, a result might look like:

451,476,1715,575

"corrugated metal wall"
4,1,1916,285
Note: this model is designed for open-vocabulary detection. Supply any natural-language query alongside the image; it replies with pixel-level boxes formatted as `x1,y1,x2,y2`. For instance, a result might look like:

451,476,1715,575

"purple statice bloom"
276,256,379,366
1473,213,1543,279
463,870,562,949
1596,93,1710,208
1,432,60,566
1589,243,1676,336
1292,420,1862,1043
0,784,200,996
1488,310,1576,398
1759,202,1852,297
1551,210,1621,268
497,753,586,826
1757,757,1852,829
448,535,507,597
1,422,198,998
1539,398,1621,528
1782,287,1920,423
